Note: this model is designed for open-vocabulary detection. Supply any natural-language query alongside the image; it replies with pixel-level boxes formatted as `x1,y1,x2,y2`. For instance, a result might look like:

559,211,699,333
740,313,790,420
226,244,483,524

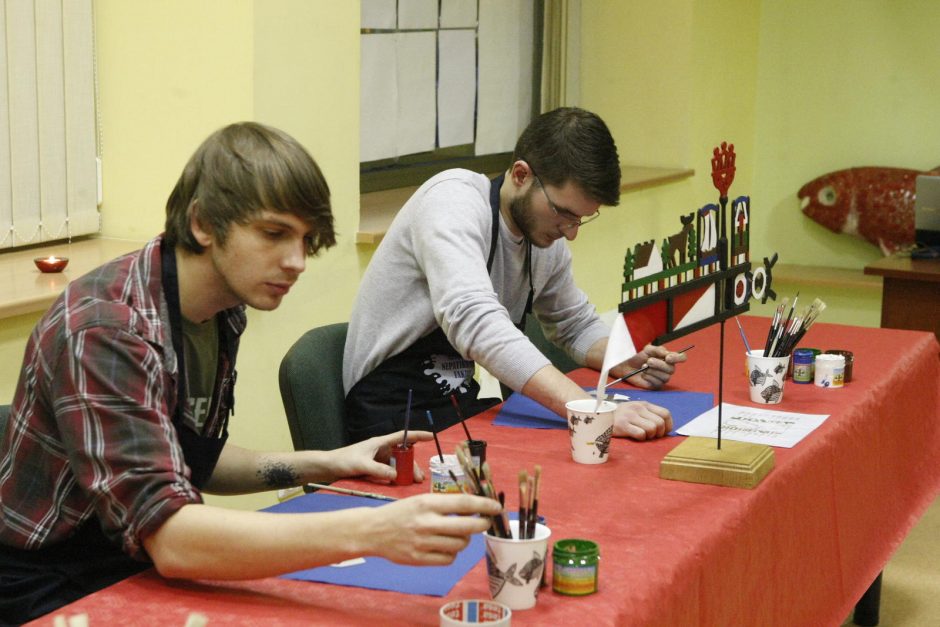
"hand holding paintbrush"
605,345,695,390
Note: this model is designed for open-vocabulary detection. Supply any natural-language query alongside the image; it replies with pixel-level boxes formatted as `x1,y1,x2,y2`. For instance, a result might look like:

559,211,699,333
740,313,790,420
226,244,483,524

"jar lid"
429,454,463,472
825,349,854,362
553,538,598,557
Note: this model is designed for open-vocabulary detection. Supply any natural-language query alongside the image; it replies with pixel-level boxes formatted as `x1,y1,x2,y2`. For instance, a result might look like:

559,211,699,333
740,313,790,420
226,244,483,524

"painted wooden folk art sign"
619,143,778,349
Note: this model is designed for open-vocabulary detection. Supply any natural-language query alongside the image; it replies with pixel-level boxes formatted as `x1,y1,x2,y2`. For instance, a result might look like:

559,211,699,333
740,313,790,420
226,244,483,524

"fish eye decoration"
618,142,779,349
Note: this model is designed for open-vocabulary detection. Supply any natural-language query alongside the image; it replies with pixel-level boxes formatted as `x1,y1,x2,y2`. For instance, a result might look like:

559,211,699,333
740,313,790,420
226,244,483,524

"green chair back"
278,323,349,451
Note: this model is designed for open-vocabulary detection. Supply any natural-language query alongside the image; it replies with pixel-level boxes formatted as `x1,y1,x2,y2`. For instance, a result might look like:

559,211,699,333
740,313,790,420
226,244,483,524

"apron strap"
160,241,227,489
488,174,534,326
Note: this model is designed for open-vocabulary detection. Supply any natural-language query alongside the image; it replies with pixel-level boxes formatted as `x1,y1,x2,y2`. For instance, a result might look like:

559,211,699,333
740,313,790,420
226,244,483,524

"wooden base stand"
660,436,774,489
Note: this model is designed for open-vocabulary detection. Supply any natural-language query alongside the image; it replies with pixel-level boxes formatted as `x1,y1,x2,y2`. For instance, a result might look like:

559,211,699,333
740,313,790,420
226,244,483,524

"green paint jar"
552,539,599,596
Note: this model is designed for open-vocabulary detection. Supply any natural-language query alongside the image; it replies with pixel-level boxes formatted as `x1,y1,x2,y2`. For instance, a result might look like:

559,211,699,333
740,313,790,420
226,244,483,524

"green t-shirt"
182,316,219,432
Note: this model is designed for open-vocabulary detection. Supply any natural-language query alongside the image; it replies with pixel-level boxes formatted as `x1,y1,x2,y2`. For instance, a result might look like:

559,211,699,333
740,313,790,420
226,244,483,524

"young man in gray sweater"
344,108,687,443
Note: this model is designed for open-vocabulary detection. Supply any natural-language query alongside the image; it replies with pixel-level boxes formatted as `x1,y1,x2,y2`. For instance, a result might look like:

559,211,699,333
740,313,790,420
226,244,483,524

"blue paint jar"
792,348,814,384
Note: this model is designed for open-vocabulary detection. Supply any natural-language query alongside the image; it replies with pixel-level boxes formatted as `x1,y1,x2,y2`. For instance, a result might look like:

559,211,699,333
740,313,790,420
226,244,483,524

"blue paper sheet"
493,388,714,435
261,492,483,596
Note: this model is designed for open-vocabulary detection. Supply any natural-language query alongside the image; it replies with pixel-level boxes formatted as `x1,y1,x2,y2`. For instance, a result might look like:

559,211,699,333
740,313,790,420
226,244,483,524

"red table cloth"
29,318,940,626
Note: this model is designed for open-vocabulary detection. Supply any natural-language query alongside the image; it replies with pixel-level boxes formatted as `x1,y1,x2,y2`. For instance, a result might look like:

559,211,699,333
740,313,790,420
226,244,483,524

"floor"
843,494,940,626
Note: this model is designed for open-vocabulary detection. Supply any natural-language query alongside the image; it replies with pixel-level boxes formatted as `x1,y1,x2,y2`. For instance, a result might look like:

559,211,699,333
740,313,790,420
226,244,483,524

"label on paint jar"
792,349,814,384
429,455,464,493
552,539,599,596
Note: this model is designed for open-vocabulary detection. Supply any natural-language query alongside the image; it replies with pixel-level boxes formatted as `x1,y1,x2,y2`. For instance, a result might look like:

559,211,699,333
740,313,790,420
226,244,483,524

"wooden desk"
28,318,940,626
864,255,940,340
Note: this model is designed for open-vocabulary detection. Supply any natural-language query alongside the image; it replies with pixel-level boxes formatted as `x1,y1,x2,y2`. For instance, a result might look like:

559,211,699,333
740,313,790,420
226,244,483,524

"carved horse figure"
663,213,695,269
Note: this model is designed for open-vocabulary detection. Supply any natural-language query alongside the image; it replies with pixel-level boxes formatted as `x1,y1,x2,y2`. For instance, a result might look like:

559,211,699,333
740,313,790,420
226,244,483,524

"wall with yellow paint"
752,0,940,269
574,0,760,316
8,1,936,512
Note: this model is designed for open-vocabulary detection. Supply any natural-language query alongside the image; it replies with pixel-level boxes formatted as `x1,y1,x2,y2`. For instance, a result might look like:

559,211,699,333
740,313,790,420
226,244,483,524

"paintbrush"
450,393,474,441
425,410,445,463
401,388,413,447
734,316,753,353
518,471,529,540
305,483,396,502
529,465,541,538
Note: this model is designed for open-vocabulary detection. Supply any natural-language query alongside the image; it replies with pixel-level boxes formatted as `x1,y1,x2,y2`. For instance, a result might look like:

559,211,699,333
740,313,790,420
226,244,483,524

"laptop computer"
914,175,940,250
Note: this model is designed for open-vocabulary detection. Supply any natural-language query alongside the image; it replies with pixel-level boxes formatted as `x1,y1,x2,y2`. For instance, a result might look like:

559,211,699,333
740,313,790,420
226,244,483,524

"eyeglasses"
530,170,601,230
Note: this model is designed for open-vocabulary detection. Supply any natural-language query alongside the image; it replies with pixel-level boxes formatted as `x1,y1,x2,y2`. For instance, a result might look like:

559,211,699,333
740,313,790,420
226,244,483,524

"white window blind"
0,0,99,250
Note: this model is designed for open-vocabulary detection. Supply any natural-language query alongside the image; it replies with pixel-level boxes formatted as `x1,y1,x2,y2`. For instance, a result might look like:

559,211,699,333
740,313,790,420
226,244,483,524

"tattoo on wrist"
258,461,299,489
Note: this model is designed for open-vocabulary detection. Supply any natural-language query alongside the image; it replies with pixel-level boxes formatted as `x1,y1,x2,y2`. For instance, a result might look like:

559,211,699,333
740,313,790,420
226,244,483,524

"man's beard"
508,186,553,248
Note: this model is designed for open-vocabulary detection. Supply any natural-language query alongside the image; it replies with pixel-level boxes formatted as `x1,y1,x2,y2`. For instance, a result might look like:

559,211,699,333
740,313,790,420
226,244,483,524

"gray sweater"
343,169,609,395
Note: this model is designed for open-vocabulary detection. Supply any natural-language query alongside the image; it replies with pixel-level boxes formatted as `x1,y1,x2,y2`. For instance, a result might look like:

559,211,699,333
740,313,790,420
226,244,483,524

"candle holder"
34,256,69,273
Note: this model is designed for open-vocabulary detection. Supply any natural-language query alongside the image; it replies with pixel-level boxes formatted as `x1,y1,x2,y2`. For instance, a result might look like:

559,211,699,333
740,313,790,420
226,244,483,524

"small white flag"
596,314,637,402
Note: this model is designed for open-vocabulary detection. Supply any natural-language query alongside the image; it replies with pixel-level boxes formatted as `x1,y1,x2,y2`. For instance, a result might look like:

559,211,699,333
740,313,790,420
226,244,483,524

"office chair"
278,322,349,452
499,315,581,399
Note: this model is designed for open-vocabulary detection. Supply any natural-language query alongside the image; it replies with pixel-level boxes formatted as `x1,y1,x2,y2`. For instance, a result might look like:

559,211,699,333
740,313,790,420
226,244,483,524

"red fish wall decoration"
798,166,940,255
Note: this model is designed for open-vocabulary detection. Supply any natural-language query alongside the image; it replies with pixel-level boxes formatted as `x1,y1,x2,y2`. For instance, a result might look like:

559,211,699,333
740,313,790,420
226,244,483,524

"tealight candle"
34,255,69,273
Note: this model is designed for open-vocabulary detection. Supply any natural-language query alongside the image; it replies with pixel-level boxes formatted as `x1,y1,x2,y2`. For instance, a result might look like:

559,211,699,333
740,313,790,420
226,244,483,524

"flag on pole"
596,314,638,402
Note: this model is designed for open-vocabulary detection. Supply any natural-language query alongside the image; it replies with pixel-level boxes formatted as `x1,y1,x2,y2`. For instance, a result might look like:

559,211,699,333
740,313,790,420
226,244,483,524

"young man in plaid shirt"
0,122,500,624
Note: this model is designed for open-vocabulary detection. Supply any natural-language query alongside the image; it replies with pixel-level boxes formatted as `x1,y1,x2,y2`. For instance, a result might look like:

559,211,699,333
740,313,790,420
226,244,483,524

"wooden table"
864,255,940,341
27,318,940,626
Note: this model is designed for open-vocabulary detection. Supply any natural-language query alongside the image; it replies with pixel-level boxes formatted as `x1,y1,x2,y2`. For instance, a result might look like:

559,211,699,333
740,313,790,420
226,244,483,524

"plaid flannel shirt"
0,236,245,559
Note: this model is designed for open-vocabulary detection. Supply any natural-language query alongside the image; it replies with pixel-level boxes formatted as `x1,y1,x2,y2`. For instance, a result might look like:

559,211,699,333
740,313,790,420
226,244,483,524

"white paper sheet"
677,402,830,448
476,0,534,155
438,29,476,148
398,0,438,29
395,32,437,157
441,0,477,27
361,0,396,29
360,33,398,162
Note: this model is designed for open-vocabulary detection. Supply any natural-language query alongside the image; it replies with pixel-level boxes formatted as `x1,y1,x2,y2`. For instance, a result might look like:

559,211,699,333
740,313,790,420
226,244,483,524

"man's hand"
367,493,502,565
614,344,688,389
612,400,673,440
327,430,434,483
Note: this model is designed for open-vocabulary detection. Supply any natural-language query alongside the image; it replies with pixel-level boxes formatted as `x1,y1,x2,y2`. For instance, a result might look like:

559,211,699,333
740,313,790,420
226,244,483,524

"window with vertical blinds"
0,0,99,251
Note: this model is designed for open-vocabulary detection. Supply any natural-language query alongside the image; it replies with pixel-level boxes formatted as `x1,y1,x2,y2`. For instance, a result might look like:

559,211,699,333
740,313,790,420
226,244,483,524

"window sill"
356,165,695,245
773,263,882,291
0,237,144,319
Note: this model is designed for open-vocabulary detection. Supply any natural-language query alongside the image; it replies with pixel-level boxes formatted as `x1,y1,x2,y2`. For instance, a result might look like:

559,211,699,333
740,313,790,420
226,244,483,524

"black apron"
0,242,228,626
345,174,534,443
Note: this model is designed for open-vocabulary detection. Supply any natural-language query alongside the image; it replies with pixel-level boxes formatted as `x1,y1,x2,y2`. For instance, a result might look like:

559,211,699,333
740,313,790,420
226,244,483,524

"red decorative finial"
711,142,736,198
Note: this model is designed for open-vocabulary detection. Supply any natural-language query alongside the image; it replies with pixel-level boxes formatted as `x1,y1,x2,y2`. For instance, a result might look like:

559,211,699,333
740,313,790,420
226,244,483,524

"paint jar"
439,599,511,626
792,349,815,384
814,353,845,388
391,443,414,485
825,349,854,382
552,539,600,596
466,439,487,470
430,454,465,493
806,348,822,377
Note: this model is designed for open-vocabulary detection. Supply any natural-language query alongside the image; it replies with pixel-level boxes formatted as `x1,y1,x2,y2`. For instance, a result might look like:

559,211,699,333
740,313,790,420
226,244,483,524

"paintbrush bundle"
453,443,541,539
762,295,827,357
